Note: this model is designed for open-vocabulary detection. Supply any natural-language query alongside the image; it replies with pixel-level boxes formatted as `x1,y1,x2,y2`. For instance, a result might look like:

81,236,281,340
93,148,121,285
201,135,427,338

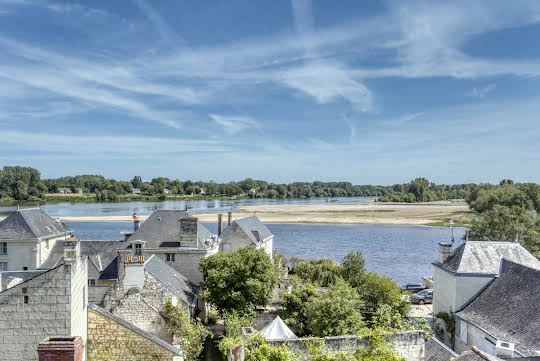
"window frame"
166,253,175,262
0,242,7,255
0,262,7,271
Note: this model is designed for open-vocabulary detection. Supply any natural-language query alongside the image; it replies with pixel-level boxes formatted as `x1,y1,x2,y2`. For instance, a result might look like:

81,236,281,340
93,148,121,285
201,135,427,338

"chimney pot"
438,242,452,263
228,211,232,226
38,336,83,361
218,213,223,235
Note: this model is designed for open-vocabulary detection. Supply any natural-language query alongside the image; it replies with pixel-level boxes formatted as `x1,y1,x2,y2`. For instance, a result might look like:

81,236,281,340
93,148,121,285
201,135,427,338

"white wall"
454,319,497,356
2,241,38,270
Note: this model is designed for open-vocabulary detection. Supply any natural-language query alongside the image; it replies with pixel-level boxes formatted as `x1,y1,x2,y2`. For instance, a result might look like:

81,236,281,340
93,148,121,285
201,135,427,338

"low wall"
230,329,425,361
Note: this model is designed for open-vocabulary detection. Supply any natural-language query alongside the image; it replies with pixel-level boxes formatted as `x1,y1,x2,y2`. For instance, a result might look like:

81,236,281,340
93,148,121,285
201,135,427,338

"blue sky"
1,0,540,184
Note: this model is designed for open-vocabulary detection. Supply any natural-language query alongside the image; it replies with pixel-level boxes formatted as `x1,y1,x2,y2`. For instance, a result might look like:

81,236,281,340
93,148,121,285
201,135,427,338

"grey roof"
0,208,70,241
425,338,456,361
127,210,214,249
456,259,540,356
0,264,62,294
230,215,273,245
0,269,47,291
88,303,182,356
454,347,504,361
41,240,123,280
435,241,540,274
144,255,199,305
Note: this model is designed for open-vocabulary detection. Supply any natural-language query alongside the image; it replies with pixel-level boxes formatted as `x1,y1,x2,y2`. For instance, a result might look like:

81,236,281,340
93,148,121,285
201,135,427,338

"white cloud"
469,83,497,98
209,114,261,135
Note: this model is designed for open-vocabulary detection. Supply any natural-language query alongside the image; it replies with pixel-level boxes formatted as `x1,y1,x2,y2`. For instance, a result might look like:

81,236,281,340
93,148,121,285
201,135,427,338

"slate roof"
455,260,540,356
127,210,214,249
227,215,273,245
144,255,199,305
454,347,504,361
0,270,47,291
88,303,182,356
425,338,456,361
0,208,70,241
0,264,62,294
41,240,123,280
434,241,540,274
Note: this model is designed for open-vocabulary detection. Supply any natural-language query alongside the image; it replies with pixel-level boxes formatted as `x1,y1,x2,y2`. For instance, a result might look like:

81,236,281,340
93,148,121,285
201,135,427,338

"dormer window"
134,243,142,255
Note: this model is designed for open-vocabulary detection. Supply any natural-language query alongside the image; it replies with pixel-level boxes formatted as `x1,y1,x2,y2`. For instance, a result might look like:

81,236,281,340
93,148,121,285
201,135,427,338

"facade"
132,188,141,194
454,260,540,358
0,208,72,271
0,239,87,361
58,187,72,194
219,215,274,260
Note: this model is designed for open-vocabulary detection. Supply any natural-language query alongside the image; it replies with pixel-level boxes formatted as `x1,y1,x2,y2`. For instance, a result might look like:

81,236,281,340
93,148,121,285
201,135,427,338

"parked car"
400,282,426,293
411,289,433,304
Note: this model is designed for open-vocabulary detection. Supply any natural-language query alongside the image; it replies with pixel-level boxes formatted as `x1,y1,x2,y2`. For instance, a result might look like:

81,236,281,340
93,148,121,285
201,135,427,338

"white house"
219,215,274,260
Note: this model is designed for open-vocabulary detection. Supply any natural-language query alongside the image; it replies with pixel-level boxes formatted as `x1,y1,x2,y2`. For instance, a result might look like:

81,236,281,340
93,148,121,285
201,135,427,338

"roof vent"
495,340,515,358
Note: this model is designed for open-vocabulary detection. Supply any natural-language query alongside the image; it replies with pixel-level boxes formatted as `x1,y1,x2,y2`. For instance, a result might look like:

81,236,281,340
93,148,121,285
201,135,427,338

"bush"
207,309,219,325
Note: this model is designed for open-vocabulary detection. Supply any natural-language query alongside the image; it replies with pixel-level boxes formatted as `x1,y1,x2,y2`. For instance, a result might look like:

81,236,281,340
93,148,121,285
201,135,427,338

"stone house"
454,260,540,358
124,209,220,284
132,188,141,194
87,303,182,361
102,254,199,343
0,239,88,361
58,187,72,194
0,208,72,271
219,215,274,260
432,240,540,316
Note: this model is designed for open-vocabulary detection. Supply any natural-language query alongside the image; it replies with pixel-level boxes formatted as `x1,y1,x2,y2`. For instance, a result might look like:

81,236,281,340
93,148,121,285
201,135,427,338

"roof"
144,255,199,305
425,338,456,361
228,215,273,245
0,208,70,241
0,264,63,294
454,347,504,361
40,240,123,280
127,209,214,249
435,241,540,274
0,269,47,291
88,303,182,356
260,316,297,340
456,259,540,356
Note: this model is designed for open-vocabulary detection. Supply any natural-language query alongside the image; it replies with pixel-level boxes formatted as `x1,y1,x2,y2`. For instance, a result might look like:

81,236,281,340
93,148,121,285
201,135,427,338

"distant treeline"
0,166,477,203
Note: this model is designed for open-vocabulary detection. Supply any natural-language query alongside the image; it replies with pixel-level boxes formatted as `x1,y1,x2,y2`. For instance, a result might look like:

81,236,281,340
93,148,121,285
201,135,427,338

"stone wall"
87,307,181,361
0,258,88,361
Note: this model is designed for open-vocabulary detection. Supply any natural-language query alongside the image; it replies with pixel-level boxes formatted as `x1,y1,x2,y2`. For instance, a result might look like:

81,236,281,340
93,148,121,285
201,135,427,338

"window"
0,262,7,271
459,321,468,343
134,243,142,255
0,242,6,255
23,296,28,304
23,267,28,271
166,253,175,262
88,279,96,287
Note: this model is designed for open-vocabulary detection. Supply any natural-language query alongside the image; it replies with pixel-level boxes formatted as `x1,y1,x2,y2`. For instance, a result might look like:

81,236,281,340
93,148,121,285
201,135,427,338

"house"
0,208,72,271
0,239,88,361
454,259,540,358
219,215,273,260
102,254,199,343
76,187,83,194
432,240,540,316
58,187,72,194
124,209,220,284
163,188,171,194
132,188,141,194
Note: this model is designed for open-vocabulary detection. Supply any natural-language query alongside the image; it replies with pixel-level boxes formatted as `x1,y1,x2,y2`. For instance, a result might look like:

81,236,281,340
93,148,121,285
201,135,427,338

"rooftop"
456,259,540,356
0,208,70,241
0,269,47,291
225,215,273,245
425,338,456,361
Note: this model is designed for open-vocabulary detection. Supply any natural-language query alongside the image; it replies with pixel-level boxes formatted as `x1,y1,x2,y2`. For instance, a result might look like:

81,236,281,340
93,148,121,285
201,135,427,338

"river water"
67,220,466,284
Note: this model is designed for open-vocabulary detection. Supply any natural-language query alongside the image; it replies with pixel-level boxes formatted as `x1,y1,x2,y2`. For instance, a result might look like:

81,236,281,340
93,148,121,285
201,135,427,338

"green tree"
278,284,319,336
341,251,366,289
294,259,342,287
200,247,281,314
306,281,365,337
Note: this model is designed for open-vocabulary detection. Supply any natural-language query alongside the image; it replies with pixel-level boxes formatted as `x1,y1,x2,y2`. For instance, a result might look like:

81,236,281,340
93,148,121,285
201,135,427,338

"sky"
1,0,540,184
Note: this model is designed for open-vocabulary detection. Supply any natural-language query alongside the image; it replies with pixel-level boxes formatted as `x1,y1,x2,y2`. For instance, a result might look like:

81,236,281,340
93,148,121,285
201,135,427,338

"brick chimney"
438,242,452,263
180,217,198,247
218,213,223,235
38,336,83,361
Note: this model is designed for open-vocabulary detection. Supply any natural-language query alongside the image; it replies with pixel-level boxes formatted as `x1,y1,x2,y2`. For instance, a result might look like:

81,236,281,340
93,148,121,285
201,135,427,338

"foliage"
200,247,281,314
245,333,300,361
278,284,319,336
340,251,366,289
0,166,46,200
206,309,220,325
306,281,365,337
163,300,210,361
369,305,431,338
435,312,455,348
218,335,242,360
294,259,343,287
378,177,472,203
218,310,256,359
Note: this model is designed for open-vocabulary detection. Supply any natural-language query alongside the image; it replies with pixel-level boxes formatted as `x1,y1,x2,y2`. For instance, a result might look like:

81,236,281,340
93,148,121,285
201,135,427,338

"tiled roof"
127,210,214,249
0,208,70,241
227,215,273,245
435,241,540,274
88,303,182,356
456,260,540,356
454,347,503,361
425,338,456,361
144,255,199,305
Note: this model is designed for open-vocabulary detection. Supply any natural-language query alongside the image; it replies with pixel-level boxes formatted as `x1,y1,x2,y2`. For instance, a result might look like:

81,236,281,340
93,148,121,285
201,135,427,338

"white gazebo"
260,316,297,340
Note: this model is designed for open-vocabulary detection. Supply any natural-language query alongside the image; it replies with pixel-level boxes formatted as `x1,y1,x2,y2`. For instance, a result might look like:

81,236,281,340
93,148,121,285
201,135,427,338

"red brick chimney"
38,337,84,361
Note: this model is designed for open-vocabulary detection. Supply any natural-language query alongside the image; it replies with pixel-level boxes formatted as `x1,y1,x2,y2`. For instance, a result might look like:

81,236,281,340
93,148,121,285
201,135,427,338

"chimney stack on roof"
438,242,452,264
133,211,140,232
228,211,232,226
38,336,84,361
63,237,81,264
218,213,223,236
179,217,198,247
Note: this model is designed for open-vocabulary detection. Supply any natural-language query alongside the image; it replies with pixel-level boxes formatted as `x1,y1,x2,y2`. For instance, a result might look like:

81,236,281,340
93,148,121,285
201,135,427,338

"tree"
306,281,365,337
294,259,342,287
131,176,143,189
200,247,281,314
278,284,319,336
341,251,366,289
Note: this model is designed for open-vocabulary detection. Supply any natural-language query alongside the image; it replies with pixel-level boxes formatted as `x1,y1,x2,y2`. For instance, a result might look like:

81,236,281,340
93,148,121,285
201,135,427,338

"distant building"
163,188,171,194
454,260,540,358
58,187,72,194
219,215,274,260
0,208,72,271
76,187,83,194
132,188,141,194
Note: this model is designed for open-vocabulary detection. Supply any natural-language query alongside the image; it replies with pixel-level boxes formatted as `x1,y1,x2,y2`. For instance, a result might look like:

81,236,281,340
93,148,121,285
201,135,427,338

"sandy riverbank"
38,201,474,226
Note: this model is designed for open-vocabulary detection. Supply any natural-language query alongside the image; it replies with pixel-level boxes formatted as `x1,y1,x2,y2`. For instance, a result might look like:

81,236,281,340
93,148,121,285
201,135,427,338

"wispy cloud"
209,114,261,135
469,83,497,98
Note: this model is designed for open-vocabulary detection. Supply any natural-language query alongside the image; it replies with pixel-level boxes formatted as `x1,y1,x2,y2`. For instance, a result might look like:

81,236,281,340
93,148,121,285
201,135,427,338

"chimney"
438,242,452,263
228,211,232,226
180,217,198,247
38,336,84,361
133,211,140,232
63,237,80,263
218,213,223,235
